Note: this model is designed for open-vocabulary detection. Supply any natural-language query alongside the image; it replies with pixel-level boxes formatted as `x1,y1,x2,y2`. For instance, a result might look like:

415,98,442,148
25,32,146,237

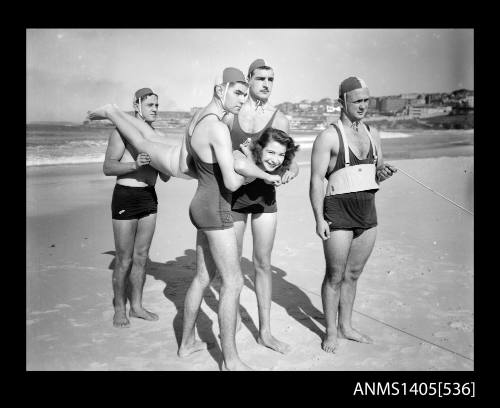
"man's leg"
338,227,377,343
129,212,159,321
111,218,138,328
204,228,251,371
321,230,353,352
232,211,249,332
251,212,291,354
178,230,216,357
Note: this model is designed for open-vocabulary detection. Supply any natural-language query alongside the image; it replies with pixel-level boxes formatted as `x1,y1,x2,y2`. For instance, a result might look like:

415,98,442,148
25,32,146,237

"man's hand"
265,173,282,186
281,169,296,184
240,138,253,158
377,163,397,182
136,152,151,168
316,219,331,240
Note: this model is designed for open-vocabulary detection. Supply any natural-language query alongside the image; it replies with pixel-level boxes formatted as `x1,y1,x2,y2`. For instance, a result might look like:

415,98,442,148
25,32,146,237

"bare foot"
86,104,116,121
222,360,254,371
178,340,208,358
258,335,291,354
113,309,130,328
129,307,159,321
321,333,338,353
340,327,372,343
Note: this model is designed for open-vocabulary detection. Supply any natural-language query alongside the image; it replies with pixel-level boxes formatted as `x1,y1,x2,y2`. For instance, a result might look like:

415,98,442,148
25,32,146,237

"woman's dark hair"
251,127,299,172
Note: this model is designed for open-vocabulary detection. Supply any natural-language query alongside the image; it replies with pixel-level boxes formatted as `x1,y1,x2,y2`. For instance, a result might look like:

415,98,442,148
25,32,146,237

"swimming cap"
134,87,156,100
339,76,368,99
215,67,247,85
248,58,272,77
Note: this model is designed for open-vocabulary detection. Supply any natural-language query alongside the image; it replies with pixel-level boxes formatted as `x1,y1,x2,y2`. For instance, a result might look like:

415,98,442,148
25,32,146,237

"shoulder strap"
265,109,279,129
336,119,350,166
361,122,378,163
232,113,242,132
266,109,278,128
191,113,221,135
187,112,222,160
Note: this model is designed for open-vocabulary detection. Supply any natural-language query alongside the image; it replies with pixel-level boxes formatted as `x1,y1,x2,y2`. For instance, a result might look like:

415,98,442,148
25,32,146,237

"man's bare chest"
238,107,275,133
344,129,371,159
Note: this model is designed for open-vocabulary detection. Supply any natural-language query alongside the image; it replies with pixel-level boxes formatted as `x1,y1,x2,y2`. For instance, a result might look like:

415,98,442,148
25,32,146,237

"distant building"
408,106,452,118
400,92,420,100
465,95,474,108
408,94,426,106
277,102,295,114
368,97,379,111
425,93,444,105
298,100,312,111
326,105,340,113
380,96,407,114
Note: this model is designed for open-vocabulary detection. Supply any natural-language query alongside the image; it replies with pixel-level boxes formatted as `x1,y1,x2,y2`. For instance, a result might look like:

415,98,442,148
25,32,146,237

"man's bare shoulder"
204,117,229,139
273,110,289,125
366,123,380,140
110,127,127,145
315,126,337,146
222,112,234,127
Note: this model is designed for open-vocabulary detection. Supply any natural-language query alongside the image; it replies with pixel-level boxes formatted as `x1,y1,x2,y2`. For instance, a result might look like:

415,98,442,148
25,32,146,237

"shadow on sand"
104,248,325,366
104,249,223,367
238,257,325,340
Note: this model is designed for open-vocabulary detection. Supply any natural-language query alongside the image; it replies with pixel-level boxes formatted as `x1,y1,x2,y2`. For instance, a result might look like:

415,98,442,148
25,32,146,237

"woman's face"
261,139,287,172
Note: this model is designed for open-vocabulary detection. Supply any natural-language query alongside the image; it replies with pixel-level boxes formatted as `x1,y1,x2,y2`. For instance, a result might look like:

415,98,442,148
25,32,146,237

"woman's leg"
88,104,186,177
250,212,291,354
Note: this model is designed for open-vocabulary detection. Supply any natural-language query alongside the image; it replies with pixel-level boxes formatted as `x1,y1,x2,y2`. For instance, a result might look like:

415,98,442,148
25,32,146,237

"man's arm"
273,111,299,183
209,123,246,192
309,129,335,240
370,126,397,183
103,130,150,176
210,123,282,192
232,149,281,184
179,128,198,179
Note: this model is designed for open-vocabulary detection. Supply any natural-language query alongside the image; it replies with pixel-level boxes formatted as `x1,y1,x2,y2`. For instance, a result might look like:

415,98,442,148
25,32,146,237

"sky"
26,28,474,123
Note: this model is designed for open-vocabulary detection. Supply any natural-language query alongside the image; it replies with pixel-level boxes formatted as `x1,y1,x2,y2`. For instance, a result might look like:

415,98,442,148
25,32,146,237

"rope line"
297,285,474,363
395,167,474,216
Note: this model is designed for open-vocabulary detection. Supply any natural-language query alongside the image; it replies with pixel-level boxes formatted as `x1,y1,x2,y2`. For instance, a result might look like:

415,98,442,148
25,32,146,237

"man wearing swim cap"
176,67,282,370
309,76,396,353
88,69,280,369
223,59,299,355
103,88,170,328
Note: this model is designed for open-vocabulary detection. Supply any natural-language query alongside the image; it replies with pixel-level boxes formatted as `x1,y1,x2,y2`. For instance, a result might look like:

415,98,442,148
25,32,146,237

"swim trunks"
111,184,158,220
323,123,378,238
188,113,234,231
230,109,279,214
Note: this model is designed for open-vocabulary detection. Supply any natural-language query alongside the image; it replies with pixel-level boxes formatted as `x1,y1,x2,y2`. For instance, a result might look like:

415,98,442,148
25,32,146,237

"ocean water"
26,124,184,167
26,123,417,167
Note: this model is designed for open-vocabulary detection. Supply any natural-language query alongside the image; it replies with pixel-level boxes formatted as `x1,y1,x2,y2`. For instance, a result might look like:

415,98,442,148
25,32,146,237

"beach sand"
26,155,474,371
